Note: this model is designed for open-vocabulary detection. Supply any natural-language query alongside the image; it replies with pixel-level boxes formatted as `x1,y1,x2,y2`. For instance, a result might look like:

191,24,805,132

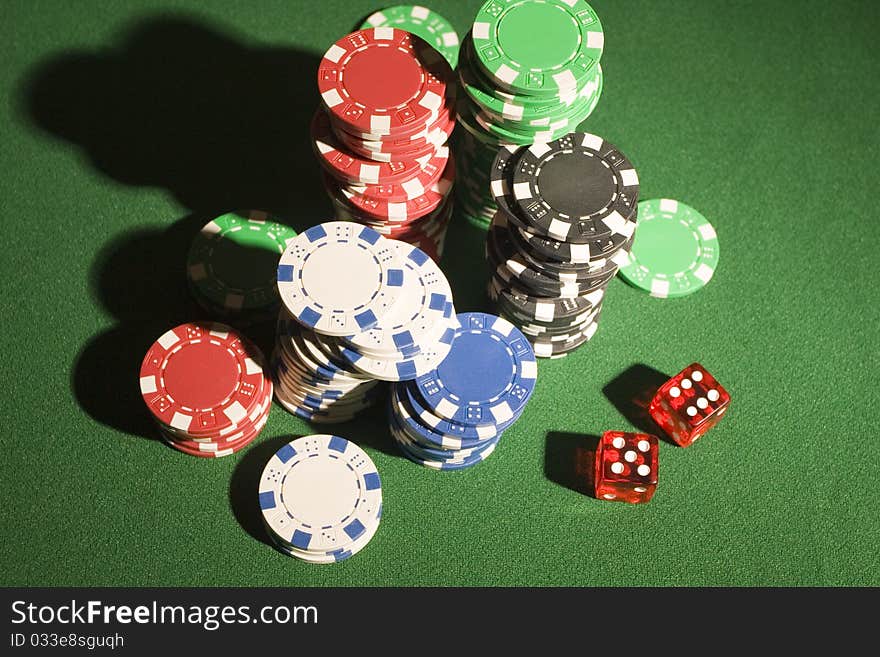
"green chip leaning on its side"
617,199,720,299
186,210,298,313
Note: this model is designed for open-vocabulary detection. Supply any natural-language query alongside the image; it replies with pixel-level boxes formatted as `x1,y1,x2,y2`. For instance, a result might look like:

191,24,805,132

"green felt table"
2,0,877,587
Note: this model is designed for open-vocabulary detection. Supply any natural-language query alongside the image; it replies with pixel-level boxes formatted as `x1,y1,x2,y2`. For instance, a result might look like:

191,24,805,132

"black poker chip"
486,213,617,297
510,132,640,244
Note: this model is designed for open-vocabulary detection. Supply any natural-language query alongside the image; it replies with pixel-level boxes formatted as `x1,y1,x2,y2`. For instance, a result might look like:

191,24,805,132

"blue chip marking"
413,312,538,426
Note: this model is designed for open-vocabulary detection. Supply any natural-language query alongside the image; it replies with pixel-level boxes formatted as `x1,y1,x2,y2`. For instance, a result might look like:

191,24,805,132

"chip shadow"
602,363,671,442
229,433,296,548
19,16,329,438
21,15,326,218
544,431,600,497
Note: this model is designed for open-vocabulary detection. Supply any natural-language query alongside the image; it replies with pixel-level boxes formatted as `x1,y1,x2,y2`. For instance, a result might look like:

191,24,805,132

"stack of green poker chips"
455,0,606,229
186,211,298,323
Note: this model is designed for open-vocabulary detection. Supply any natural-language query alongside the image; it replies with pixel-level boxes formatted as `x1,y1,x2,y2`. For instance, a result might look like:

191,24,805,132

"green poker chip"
617,199,720,298
360,5,461,68
187,211,298,313
464,86,599,144
459,32,603,124
471,0,604,96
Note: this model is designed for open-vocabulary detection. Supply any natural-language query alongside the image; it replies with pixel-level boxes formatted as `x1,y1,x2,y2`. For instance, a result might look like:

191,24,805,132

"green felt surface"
1,0,878,587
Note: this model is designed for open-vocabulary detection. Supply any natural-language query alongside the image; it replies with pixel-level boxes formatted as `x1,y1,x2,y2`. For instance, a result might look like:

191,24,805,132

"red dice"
594,431,659,504
649,363,730,447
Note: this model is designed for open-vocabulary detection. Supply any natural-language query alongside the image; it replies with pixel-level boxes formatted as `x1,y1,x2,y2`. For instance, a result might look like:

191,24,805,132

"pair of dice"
596,363,730,504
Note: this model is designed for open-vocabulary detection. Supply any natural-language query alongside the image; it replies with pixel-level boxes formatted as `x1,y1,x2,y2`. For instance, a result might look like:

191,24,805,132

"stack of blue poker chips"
388,312,538,470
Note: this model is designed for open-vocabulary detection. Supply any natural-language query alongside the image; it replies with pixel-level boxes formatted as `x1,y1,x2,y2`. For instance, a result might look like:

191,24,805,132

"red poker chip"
153,342,271,440
312,109,436,185
161,431,256,458
342,148,450,202
375,200,452,237
329,184,453,237
159,379,272,442
339,157,455,223
161,393,272,454
317,28,452,137
139,322,268,437
333,108,453,154
328,90,454,142
334,118,455,163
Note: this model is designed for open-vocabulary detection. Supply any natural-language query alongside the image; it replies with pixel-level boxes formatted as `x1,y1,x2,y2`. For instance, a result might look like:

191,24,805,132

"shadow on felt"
544,431,600,497
602,363,672,442
18,16,330,438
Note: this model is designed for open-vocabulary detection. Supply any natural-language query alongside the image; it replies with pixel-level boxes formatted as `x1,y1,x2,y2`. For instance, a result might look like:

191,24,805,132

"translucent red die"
649,363,730,447
594,431,659,504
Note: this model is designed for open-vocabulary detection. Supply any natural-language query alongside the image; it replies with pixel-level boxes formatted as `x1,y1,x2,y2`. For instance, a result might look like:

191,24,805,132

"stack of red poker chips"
139,322,272,457
312,27,457,262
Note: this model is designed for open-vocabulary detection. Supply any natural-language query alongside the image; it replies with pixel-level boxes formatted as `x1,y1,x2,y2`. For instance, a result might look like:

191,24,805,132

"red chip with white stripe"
139,322,267,436
317,28,452,137
343,147,450,202
339,157,455,223
312,109,432,185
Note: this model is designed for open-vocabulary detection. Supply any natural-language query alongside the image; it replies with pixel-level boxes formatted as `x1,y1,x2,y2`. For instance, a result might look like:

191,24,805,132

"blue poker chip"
390,384,499,450
387,398,499,462
398,381,518,442
395,428,499,466
390,419,499,470
412,312,538,425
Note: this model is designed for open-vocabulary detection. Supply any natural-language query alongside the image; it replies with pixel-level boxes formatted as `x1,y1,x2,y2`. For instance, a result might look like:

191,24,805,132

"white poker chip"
277,221,404,336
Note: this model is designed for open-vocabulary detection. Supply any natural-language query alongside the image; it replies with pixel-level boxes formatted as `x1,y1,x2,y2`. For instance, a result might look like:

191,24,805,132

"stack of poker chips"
186,211,297,324
486,134,639,358
455,0,605,227
312,28,457,262
389,312,537,470
139,322,272,457
259,434,382,562
273,221,457,423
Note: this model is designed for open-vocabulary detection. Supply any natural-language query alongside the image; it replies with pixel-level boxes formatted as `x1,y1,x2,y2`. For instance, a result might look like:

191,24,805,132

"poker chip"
277,222,405,337
511,133,639,243
412,312,537,425
339,311,456,382
342,240,453,357
360,6,461,68
385,312,536,470
317,28,452,137
312,109,435,186
186,211,298,317
617,199,720,298
471,0,604,96
343,154,448,202
335,115,455,162
139,322,271,455
337,112,452,158
339,157,455,223
259,434,382,562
